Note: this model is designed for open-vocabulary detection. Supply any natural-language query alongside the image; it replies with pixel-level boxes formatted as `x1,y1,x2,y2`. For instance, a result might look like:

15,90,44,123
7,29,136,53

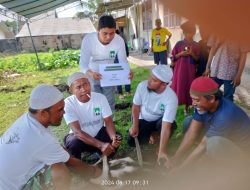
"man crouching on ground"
0,84,100,190
63,72,122,162
128,65,178,168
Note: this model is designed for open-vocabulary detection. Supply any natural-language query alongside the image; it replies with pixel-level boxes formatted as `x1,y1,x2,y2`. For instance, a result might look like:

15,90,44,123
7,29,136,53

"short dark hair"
204,90,223,101
98,15,116,30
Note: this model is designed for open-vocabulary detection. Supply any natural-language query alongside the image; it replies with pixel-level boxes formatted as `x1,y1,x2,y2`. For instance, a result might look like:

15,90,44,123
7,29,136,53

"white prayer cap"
29,84,63,109
67,72,88,87
152,65,173,83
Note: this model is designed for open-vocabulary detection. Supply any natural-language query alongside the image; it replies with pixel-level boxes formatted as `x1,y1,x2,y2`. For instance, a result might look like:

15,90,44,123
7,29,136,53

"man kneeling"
0,84,100,190
64,72,121,162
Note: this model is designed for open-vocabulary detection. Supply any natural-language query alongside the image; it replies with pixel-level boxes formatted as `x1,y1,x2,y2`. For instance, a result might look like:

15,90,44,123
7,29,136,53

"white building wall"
0,30,6,39
126,0,200,52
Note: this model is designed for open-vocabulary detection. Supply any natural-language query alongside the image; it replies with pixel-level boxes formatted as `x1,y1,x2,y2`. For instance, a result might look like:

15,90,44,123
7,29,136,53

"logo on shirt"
160,103,165,113
155,34,161,46
1,132,20,144
109,50,116,59
94,107,101,116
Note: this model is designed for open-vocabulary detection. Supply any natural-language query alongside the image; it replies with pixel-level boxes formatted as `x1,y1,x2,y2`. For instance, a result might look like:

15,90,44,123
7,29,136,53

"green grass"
0,63,187,155
0,67,78,135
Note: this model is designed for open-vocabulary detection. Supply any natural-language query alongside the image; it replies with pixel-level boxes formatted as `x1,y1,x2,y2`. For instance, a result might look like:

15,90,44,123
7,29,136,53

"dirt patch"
115,103,132,110
54,83,69,92
0,85,31,93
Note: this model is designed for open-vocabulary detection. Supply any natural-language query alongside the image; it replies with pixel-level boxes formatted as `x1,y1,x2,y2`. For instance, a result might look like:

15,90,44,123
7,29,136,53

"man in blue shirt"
172,76,250,168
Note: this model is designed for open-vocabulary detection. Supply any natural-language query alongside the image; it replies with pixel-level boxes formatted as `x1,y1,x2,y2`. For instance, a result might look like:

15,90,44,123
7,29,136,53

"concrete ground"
128,52,250,116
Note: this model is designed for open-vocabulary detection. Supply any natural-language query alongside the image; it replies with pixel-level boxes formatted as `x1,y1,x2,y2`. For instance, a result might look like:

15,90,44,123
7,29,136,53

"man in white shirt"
0,84,100,190
128,65,178,167
79,14,133,111
64,72,121,161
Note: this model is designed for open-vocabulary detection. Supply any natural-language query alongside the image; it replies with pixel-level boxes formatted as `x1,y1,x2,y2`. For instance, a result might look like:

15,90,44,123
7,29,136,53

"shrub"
0,49,80,73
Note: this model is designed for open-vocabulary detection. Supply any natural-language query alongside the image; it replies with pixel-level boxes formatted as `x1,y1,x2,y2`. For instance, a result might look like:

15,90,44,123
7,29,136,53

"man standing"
64,72,121,161
151,18,172,65
80,15,132,111
172,77,250,168
0,85,100,190
128,65,178,167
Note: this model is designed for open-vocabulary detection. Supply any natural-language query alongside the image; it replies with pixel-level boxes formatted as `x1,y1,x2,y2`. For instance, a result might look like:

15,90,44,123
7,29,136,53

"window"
164,9,181,28
143,9,152,30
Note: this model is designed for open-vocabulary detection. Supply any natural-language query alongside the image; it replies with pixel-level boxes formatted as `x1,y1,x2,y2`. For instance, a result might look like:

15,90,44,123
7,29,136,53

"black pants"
64,127,121,159
127,118,177,147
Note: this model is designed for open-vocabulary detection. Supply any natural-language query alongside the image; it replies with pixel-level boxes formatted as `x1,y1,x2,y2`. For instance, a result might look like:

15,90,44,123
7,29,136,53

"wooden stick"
134,137,143,167
102,155,109,179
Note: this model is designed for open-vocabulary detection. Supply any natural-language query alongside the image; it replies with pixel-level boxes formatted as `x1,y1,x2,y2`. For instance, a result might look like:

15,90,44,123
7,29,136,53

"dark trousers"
127,118,177,147
64,127,120,159
153,50,168,65
117,85,131,94
212,77,235,102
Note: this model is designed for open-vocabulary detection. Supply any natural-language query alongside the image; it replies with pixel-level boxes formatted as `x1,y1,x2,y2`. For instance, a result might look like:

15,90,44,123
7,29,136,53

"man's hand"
186,48,193,55
129,126,139,137
111,136,122,148
232,74,241,87
91,72,102,80
179,50,189,57
203,68,210,77
100,143,115,156
158,151,172,169
87,70,102,80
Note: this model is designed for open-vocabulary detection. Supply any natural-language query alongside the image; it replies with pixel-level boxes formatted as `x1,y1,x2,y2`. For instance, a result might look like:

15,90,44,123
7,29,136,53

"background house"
16,17,95,52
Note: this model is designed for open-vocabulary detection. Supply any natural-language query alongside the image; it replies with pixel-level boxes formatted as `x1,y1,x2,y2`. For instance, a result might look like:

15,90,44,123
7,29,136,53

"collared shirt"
64,92,112,137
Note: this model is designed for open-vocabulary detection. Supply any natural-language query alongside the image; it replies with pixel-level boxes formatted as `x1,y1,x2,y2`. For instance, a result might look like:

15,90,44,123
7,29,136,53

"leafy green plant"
0,50,80,73
43,49,80,70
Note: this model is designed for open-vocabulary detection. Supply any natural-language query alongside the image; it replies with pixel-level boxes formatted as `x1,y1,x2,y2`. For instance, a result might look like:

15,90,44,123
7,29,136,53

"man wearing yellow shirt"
151,19,172,65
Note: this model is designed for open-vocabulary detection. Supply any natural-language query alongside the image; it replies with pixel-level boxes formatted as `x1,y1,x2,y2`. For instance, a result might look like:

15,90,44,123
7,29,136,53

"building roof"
0,0,79,18
16,17,96,37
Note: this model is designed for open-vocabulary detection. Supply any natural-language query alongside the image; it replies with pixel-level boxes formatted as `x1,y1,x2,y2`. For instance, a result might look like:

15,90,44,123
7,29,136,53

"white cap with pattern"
29,84,63,109
67,72,88,87
152,65,173,83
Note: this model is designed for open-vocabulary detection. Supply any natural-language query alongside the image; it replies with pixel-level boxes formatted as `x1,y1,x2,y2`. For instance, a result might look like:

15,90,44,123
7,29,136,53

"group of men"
1,14,250,190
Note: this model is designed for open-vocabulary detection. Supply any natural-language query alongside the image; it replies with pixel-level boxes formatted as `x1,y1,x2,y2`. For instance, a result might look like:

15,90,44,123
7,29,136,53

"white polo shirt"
133,80,178,123
80,32,128,74
64,92,112,137
0,113,70,190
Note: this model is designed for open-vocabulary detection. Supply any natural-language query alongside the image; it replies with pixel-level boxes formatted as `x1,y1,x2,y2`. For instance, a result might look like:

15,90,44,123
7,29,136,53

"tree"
75,0,101,21
74,11,91,19
81,0,101,13
4,20,18,34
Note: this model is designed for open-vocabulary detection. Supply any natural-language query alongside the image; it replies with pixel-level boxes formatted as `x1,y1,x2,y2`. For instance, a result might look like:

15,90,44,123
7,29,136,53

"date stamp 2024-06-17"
101,179,149,187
